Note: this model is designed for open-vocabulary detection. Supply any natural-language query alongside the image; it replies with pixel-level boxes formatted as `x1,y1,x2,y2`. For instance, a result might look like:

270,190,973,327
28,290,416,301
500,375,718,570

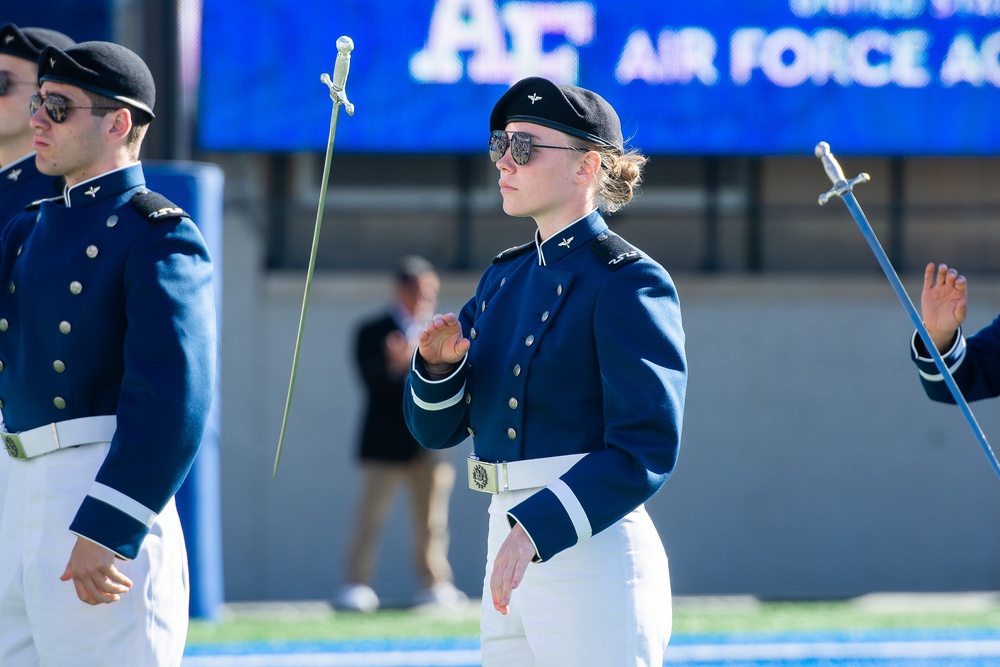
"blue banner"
198,0,1000,155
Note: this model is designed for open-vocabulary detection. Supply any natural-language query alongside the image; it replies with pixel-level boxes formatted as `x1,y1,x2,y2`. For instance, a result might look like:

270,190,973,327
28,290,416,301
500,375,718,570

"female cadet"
404,77,686,667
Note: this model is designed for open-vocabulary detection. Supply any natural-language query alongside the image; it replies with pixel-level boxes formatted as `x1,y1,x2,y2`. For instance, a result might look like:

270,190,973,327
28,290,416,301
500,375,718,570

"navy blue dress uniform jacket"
0,155,62,227
0,163,216,560
912,321,1000,402
355,311,424,462
404,211,686,561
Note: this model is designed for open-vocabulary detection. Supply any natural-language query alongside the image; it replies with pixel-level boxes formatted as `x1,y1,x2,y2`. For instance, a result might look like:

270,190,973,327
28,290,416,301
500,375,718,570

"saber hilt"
321,36,355,115
815,141,870,205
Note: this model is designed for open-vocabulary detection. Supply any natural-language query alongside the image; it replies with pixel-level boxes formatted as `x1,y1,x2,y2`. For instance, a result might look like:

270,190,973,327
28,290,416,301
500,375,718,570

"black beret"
0,23,75,61
490,77,623,152
38,41,155,120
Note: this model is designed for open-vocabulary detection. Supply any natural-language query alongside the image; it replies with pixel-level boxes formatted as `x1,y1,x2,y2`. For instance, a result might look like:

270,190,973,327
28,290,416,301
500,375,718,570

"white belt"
2,415,117,461
467,453,586,494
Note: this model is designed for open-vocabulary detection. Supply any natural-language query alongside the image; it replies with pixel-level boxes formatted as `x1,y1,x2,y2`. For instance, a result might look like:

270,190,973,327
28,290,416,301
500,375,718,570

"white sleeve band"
917,335,967,382
549,478,592,542
409,382,467,411
87,482,157,527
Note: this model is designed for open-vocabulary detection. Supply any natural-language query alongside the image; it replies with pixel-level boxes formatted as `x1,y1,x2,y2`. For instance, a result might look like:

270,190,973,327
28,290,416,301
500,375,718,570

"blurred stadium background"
8,0,1000,625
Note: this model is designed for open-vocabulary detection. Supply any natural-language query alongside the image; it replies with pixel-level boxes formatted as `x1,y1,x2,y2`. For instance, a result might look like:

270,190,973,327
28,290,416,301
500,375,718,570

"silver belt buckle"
467,456,501,494
2,432,26,461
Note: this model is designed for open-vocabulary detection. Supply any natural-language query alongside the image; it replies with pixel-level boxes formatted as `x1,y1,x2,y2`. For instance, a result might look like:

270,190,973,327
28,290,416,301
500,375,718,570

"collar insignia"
528,93,542,104
557,236,573,248
84,186,100,197
6,169,21,182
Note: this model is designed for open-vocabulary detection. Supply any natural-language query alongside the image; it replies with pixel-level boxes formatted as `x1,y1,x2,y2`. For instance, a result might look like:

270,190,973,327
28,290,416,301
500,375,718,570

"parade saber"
273,36,356,478
815,141,1000,482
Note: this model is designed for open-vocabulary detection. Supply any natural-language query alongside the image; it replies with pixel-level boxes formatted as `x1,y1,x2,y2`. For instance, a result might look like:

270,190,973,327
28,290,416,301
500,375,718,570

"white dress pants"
0,442,189,667
480,487,672,667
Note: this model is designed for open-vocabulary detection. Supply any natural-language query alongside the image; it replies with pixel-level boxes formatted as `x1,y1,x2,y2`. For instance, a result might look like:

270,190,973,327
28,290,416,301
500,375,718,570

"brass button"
0,318,8,332
53,397,66,409
500,277,506,286
470,328,477,340
0,360,4,372
507,428,516,440
556,284,563,296
525,335,534,347
53,360,66,373
69,281,83,295
106,215,118,227
86,245,99,259
513,364,521,377
541,311,549,322
59,321,71,334
464,392,472,405
508,397,518,409
481,301,487,312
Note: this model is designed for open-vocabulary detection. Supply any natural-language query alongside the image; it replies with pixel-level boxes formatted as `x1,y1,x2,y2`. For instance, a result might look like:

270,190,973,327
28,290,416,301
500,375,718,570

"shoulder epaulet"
130,190,189,223
591,232,641,270
492,241,535,264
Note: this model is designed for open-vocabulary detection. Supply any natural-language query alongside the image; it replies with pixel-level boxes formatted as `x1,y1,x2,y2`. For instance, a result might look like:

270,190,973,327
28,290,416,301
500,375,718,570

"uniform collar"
64,163,145,208
0,153,40,191
536,210,607,266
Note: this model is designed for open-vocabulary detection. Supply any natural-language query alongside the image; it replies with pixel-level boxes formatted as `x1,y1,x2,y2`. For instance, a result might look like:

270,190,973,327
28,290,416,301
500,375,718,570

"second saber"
814,141,1000,482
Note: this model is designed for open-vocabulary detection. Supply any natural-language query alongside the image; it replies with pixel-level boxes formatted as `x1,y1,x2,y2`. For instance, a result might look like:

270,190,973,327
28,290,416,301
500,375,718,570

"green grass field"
187,594,1000,645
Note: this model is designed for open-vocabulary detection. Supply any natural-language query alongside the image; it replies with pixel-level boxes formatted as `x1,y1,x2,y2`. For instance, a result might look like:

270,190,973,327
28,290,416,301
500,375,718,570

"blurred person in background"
334,255,466,611
404,77,687,666
0,22,75,221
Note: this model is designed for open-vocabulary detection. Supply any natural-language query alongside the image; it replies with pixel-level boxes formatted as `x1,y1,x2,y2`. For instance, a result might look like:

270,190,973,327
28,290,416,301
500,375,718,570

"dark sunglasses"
0,71,34,96
489,130,586,166
29,93,118,124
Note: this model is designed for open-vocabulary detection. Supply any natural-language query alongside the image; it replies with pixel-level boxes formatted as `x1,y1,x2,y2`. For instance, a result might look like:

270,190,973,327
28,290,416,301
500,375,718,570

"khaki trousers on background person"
338,450,462,609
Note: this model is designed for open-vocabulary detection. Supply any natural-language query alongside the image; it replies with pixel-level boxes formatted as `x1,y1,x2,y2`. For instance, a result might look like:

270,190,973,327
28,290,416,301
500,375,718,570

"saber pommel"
815,141,869,205
320,36,355,115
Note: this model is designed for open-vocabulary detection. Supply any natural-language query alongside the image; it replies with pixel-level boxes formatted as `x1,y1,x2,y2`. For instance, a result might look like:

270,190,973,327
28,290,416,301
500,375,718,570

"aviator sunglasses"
29,93,117,124
0,71,37,96
489,130,586,166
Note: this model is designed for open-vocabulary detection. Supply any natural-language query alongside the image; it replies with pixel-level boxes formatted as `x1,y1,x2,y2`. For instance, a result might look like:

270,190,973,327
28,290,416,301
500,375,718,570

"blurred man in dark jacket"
334,256,465,611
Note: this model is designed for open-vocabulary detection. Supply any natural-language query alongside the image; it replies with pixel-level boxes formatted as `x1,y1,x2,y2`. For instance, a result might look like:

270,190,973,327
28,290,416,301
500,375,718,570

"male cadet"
0,23,75,220
0,41,216,667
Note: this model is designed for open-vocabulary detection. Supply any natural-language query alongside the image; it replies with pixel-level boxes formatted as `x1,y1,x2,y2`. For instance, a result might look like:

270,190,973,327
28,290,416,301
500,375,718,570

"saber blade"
273,37,355,478
815,141,1000,482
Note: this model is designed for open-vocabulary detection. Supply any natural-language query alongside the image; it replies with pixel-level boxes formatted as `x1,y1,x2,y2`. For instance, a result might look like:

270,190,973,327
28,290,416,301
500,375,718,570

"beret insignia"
492,241,534,264
130,190,188,222
591,232,641,270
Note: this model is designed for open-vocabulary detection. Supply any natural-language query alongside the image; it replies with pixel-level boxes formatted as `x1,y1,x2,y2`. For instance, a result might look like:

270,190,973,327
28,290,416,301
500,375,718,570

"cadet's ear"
575,150,601,183
106,107,133,144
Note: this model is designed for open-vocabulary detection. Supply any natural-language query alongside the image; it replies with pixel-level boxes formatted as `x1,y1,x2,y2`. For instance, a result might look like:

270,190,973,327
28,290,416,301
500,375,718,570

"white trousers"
0,442,189,667
480,487,672,667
